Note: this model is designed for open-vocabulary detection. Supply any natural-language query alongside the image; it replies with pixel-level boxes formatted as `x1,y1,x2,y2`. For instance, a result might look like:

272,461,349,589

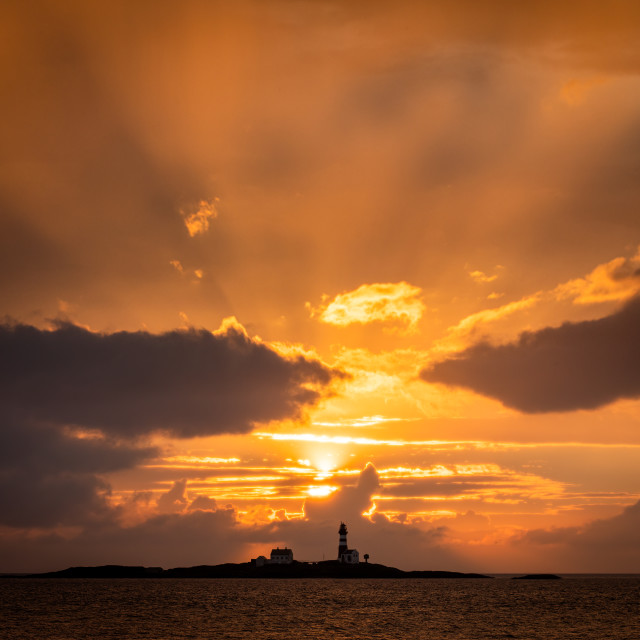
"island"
25,561,491,579
18,522,492,579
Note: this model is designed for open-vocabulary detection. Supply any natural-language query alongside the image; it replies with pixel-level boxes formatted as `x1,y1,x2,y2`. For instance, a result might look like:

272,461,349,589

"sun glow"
378,465,455,478
312,415,417,428
255,432,442,447
306,485,337,497
312,453,338,473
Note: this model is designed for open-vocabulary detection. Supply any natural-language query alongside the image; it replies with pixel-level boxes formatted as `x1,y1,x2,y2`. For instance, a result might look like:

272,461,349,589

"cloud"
431,510,491,532
436,248,640,354
0,420,156,528
283,465,459,568
188,495,218,512
433,293,542,353
554,247,640,304
0,319,342,530
0,505,243,573
0,319,343,438
311,282,425,332
180,199,218,237
422,295,640,413
469,269,498,284
515,500,640,571
157,480,189,514
169,260,184,274
2,489,636,573
304,463,380,524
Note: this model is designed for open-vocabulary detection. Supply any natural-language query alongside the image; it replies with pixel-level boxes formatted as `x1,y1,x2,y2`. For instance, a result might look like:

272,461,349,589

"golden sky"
1,0,640,573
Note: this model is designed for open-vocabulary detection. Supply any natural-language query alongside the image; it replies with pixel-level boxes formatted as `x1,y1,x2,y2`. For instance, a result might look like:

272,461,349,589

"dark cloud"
0,321,343,438
379,476,509,498
0,506,242,573
0,422,155,477
0,320,341,528
421,296,640,413
157,479,189,514
0,470,110,529
188,495,218,512
0,421,156,528
515,500,640,572
521,500,640,549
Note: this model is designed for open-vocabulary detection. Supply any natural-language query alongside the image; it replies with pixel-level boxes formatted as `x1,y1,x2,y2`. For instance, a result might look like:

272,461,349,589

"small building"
254,555,268,567
340,548,359,564
270,547,294,564
338,522,359,564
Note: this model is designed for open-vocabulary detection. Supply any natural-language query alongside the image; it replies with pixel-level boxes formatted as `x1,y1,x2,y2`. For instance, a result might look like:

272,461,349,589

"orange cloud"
311,282,425,332
450,295,541,334
435,248,640,355
313,415,417,428
180,199,218,237
169,260,184,274
423,295,640,413
434,293,542,353
554,247,640,304
468,269,498,284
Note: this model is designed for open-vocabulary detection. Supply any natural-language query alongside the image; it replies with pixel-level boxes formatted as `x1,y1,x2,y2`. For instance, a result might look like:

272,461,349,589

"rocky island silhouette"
17,523,558,580
27,561,491,579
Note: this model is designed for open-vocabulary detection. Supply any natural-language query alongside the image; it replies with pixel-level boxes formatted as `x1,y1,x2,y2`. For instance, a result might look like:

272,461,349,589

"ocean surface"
1,576,639,639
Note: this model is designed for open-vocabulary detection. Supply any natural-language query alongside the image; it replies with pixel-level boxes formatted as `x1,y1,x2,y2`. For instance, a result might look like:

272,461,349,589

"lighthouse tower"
338,522,349,558
337,522,359,564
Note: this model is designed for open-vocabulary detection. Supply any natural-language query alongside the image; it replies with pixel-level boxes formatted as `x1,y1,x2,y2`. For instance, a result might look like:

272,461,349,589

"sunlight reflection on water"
2,577,639,640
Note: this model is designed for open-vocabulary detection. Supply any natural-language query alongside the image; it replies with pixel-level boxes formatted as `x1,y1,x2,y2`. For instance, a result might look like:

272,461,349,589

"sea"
1,576,639,639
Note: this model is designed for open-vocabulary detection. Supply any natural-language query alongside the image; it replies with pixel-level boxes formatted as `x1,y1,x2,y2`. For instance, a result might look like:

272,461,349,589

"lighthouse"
338,522,348,557
337,522,360,564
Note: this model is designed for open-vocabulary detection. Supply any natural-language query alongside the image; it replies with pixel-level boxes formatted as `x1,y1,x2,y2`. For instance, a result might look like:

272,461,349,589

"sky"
1,0,640,574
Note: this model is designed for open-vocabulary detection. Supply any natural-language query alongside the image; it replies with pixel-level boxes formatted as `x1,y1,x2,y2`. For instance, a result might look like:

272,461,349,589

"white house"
269,547,294,564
